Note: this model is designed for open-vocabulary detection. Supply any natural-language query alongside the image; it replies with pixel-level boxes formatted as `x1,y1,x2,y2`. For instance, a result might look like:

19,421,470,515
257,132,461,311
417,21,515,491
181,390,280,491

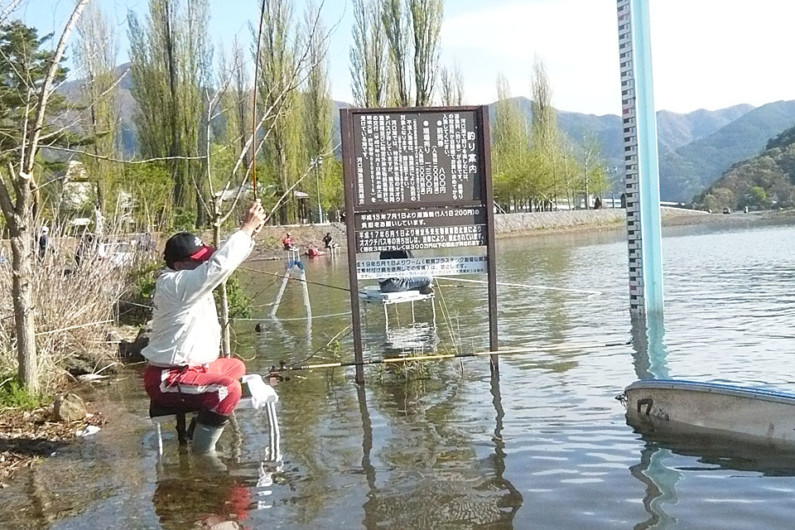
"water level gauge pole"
617,0,664,318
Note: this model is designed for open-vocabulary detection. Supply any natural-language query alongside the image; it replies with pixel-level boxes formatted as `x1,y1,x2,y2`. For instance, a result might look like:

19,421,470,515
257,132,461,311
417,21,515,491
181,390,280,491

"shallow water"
5,219,795,529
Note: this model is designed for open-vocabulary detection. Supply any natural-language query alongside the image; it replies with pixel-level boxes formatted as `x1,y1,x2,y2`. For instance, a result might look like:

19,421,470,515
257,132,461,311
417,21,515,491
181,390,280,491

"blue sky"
20,0,795,116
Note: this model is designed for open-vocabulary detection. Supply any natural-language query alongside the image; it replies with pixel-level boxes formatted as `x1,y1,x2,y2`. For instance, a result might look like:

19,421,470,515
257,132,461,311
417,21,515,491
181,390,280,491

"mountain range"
697,121,795,211
61,66,795,204
505,97,795,203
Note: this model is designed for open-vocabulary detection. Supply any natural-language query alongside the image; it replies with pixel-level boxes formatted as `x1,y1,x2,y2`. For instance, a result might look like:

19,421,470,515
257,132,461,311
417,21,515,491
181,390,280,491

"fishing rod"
266,339,632,374
251,0,266,202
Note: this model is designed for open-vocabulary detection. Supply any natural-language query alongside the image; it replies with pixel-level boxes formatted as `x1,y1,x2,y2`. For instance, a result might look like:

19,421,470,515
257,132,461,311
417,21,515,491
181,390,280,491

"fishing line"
239,265,352,293
433,278,461,355
434,276,602,297
289,325,353,367
239,266,602,299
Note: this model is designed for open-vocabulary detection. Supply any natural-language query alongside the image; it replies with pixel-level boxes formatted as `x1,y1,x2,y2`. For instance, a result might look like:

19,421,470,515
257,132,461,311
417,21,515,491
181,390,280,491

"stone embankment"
495,208,628,235
251,207,716,257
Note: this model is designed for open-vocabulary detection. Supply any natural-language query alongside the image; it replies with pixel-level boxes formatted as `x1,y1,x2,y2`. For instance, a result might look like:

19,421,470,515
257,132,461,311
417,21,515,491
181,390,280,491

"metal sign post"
340,106,498,384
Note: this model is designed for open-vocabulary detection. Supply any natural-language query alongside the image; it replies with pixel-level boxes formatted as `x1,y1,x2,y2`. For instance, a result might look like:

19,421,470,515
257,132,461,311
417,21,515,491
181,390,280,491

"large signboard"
352,111,481,207
341,106,498,383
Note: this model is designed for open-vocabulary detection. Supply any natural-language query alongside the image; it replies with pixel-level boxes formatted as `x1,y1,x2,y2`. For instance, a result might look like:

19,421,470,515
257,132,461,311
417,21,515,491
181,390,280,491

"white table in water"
358,286,436,331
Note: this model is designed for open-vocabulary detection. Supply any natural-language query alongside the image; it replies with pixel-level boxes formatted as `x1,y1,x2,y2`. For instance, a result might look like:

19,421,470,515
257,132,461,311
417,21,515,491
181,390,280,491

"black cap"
163,232,215,268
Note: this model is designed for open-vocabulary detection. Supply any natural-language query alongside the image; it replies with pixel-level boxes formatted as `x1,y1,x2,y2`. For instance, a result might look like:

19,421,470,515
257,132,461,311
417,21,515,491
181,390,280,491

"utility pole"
314,156,323,223
584,158,590,209
612,166,618,208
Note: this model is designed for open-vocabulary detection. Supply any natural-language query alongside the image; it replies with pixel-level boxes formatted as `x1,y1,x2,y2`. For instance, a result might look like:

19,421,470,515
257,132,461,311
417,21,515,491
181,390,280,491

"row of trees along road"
493,59,609,212
0,0,610,393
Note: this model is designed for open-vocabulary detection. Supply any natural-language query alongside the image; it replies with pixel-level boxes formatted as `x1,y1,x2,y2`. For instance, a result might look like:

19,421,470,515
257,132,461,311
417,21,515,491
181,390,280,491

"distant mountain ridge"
59,69,795,203
698,122,795,211
504,97,795,203
659,100,795,202
656,104,754,153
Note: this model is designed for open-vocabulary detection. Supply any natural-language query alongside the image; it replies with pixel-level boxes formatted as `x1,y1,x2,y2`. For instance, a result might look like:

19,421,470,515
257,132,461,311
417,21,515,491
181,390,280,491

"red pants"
144,358,246,416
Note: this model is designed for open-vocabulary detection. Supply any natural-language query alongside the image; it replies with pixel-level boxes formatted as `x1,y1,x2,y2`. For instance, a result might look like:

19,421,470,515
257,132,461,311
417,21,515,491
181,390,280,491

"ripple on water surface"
7,221,795,528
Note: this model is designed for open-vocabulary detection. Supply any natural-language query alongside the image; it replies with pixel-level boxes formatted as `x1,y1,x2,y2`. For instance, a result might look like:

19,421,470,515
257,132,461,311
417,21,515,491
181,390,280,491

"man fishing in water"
142,201,265,454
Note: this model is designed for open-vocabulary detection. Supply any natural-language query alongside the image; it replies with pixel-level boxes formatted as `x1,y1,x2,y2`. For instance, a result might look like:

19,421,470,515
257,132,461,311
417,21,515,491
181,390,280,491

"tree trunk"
195,192,206,228
218,280,231,357
10,223,37,391
163,2,184,208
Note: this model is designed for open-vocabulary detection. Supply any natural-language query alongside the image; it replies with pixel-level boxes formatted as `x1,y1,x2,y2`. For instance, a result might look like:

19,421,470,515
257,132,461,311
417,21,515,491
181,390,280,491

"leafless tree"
0,0,91,391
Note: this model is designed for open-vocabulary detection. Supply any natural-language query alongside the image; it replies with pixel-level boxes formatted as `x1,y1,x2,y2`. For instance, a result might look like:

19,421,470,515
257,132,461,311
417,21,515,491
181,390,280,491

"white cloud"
26,0,795,116
441,0,621,114
651,0,795,112
440,0,795,115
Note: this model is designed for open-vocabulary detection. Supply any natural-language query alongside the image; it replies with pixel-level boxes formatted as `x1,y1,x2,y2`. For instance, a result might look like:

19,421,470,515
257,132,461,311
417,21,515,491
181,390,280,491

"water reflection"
152,451,253,528
359,371,522,528
629,424,795,529
357,384,378,505
630,444,680,530
383,322,438,354
361,299,439,357
630,313,669,380
151,403,283,528
488,370,525,523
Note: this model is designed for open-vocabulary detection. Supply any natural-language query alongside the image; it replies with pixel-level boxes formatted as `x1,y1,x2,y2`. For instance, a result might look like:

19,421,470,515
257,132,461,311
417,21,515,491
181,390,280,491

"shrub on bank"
0,229,159,393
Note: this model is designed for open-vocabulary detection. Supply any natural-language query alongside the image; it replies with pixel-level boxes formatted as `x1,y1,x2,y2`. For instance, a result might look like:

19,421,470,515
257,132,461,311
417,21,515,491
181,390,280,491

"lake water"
5,219,795,529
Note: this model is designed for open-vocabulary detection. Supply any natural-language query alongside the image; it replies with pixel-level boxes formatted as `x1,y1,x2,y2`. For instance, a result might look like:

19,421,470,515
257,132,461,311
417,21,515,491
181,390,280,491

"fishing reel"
266,360,290,381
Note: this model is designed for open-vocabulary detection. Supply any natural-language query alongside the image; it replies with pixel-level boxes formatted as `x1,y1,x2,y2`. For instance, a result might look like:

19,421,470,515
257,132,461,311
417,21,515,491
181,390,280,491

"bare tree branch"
24,0,92,175
38,145,207,164
0,0,23,24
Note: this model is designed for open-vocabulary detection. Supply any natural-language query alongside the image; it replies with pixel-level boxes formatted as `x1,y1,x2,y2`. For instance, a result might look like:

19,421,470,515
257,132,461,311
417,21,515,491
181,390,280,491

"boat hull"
623,380,795,447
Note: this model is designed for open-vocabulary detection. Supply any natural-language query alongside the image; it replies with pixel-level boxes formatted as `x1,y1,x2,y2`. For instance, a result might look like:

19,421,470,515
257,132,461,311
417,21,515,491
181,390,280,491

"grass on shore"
0,375,48,410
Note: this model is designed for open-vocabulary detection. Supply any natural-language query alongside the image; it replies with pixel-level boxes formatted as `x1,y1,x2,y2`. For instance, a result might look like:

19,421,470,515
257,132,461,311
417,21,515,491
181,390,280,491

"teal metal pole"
630,0,664,316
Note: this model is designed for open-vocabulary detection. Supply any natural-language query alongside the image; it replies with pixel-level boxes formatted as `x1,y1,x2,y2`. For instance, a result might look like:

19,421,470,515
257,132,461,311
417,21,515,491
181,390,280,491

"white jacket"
142,230,254,367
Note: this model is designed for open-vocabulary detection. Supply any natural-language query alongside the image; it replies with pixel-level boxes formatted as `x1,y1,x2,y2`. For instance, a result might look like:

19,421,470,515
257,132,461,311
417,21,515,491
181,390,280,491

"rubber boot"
192,411,228,455
192,423,225,454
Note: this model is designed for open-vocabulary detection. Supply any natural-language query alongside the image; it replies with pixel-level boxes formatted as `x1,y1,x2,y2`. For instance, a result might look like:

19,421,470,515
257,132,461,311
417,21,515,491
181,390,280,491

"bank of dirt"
0,404,106,487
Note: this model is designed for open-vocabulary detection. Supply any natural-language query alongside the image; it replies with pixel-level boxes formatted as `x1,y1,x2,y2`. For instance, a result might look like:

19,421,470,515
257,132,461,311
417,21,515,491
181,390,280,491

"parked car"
99,241,135,266
722,207,731,214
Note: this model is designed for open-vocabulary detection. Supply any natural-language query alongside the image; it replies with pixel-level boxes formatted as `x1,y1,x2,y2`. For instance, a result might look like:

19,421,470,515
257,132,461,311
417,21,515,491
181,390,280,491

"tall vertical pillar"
617,0,664,317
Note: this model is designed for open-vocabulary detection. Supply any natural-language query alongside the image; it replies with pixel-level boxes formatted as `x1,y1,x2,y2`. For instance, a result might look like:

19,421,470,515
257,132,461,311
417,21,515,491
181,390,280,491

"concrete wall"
253,207,709,254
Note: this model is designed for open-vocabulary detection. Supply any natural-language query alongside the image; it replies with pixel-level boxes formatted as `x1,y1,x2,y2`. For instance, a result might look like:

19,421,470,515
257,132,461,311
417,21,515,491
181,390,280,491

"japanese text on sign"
356,225,486,253
356,256,488,279
354,207,486,230
353,111,480,207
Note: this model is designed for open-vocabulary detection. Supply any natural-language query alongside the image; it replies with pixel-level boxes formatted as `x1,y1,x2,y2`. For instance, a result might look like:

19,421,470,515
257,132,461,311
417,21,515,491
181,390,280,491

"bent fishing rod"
265,339,633,374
